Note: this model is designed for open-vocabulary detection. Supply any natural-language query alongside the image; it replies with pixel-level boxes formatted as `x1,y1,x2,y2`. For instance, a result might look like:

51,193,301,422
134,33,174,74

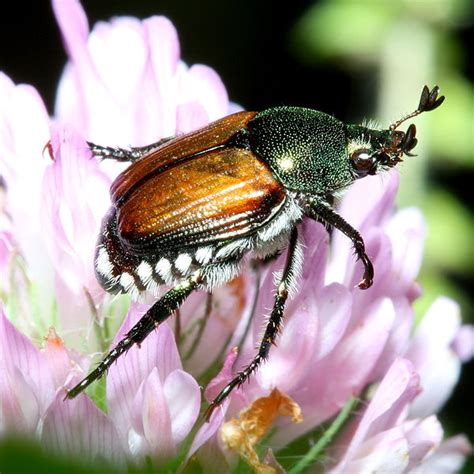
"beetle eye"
350,149,375,176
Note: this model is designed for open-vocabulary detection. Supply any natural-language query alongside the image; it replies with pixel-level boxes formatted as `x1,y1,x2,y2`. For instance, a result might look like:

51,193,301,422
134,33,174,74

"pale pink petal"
369,296,413,381
87,18,147,104
0,231,13,290
52,0,93,134
328,171,399,285
128,366,201,461
0,366,41,434
227,101,244,114
359,359,420,439
0,308,55,412
405,415,443,470
175,63,223,133
41,327,88,390
42,392,125,464
383,207,426,297
451,325,474,362
299,218,329,291
406,297,462,417
54,1,147,142
204,347,239,402
51,0,89,53
188,348,238,460
53,2,229,148
263,449,286,473
0,75,49,168
347,171,400,230
330,358,420,473
54,8,148,143
412,435,472,474
177,64,229,127
40,125,110,335
274,298,397,445
132,367,174,460
0,73,52,290
183,274,253,378
257,294,318,391
107,306,182,440
176,102,211,135
313,283,352,359
164,369,201,445
241,257,283,362
331,427,410,474
143,16,181,137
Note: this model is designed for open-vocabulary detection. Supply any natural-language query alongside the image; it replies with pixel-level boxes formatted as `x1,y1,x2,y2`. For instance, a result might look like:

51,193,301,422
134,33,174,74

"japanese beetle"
66,85,444,418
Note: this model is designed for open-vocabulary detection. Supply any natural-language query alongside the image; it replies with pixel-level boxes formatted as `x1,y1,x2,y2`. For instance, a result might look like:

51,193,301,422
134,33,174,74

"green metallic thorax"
247,107,354,195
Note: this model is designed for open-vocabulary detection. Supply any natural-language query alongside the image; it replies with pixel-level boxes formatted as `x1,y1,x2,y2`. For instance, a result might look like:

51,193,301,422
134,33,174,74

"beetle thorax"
247,107,355,195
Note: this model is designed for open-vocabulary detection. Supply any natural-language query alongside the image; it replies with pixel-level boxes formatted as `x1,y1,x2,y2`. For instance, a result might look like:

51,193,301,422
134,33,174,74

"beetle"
66,85,444,418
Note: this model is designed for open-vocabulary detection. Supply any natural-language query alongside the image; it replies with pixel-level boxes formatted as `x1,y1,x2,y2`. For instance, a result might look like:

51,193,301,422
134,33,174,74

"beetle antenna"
389,85,445,131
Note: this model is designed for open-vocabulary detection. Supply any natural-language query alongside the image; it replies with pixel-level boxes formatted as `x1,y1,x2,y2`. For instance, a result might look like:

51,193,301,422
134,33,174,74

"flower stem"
288,396,358,474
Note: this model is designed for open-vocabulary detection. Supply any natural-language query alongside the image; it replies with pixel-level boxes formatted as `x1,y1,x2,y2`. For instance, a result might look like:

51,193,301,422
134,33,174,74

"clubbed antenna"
389,85,445,131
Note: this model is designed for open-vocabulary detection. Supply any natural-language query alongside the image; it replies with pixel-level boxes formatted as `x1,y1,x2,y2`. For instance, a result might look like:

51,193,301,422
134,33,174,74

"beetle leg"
204,228,301,420
306,199,374,289
87,136,176,162
65,270,201,399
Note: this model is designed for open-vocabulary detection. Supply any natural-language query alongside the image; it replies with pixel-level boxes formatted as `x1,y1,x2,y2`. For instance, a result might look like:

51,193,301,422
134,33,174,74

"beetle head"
346,85,444,179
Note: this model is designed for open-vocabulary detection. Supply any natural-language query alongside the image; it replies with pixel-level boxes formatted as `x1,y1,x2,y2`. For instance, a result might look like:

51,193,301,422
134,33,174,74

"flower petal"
164,369,201,445
274,297,397,445
328,171,399,285
88,18,147,104
176,64,228,130
0,73,51,293
383,207,426,297
451,324,474,363
42,327,88,390
183,274,252,378
143,16,181,136
257,296,318,391
132,367,174,460
107,305,182,440
0,366,41,434
40,125,110,337
300,218,328,290
405,415,443,470
369,296,413,381
0,308,54,413
313,283,352,359
330,358,420,473
331,426,410,474
187,348,238,460
406,297,462,417
42,392,125,465
413,434,472,474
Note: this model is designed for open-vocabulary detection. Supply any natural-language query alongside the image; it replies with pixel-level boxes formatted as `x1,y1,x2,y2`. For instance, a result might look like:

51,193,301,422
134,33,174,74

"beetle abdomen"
95,192,304,297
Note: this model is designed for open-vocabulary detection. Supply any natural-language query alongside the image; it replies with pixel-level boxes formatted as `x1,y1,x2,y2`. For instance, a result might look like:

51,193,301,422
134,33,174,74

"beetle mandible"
66,85,444,418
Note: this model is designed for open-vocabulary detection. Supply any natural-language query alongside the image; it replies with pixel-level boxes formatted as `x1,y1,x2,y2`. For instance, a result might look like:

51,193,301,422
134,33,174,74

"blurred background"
0,0,472,471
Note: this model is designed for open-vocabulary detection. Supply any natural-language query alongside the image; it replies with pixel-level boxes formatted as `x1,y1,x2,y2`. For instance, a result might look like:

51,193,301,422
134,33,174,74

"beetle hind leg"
204,228,302,420
65,270,202,399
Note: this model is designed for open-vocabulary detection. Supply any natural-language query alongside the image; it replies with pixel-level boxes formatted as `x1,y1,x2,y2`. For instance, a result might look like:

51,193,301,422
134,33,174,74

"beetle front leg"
205,228,301,420
65,270,201,399
306,199,374,289
87,135,176,162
